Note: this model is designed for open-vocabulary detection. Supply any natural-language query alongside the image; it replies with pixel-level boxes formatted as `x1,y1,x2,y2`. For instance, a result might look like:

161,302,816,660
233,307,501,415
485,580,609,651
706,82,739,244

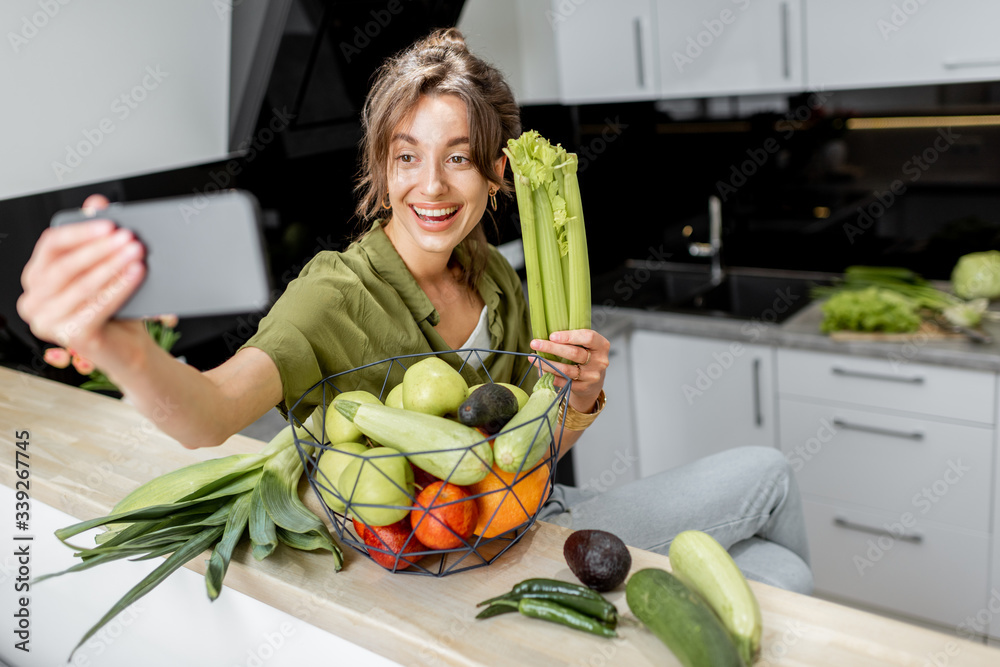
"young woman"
17,29,812,592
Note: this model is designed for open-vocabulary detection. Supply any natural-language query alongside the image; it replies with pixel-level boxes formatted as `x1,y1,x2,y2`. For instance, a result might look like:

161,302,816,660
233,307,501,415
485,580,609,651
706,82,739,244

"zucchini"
493,373,559,473
669,530,762,665
335,401,492,485
626,568,744,667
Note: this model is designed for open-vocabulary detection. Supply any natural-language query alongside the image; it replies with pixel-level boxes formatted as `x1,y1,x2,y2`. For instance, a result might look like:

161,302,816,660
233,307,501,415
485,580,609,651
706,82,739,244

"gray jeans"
540,446,813,594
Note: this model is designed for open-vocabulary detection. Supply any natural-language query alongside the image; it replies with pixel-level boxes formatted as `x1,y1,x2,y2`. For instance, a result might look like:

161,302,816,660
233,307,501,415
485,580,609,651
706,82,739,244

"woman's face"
384,94,502,261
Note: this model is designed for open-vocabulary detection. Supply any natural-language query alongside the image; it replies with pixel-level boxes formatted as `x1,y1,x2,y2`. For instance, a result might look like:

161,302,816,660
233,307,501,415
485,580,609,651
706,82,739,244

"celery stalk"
533,185,570,334
509,165,549,343
562,154,591,330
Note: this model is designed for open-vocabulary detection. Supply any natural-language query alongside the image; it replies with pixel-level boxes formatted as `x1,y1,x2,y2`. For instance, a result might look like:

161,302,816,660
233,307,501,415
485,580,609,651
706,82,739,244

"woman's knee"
711,446,792,488
732,445,788,469
730,537,813,595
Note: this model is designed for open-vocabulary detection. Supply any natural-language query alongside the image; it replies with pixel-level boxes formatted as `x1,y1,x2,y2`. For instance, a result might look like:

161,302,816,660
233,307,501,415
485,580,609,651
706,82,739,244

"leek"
38,423,342,659
504,130,592,352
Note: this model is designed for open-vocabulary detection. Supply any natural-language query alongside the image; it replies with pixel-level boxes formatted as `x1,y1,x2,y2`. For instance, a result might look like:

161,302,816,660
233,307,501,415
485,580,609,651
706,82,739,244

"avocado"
467,382,529,410
457,383,520,435
564,529,632,592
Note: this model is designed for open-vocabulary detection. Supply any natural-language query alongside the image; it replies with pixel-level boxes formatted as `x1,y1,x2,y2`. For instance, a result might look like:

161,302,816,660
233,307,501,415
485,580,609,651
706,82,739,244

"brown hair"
355,27,521,289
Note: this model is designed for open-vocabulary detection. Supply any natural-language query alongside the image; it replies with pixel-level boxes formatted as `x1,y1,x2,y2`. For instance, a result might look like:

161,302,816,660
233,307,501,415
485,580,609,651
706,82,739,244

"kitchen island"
2,366,998,665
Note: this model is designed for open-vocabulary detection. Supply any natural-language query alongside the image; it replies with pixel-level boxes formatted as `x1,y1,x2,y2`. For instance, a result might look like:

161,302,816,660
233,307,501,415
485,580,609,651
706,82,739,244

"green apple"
385,383,404,409
402,357,468,416
467,382,529,410
326,390,382,444
316,442,369,513
338,447,414,527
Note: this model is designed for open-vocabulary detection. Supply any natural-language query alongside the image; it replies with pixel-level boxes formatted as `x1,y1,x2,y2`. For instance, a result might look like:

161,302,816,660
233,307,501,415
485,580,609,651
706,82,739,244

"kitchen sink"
596,262,836,324
671,270,835,323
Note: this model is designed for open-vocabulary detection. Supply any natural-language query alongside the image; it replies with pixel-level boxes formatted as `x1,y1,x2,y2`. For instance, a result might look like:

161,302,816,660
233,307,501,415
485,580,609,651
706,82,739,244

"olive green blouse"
240,223,536,424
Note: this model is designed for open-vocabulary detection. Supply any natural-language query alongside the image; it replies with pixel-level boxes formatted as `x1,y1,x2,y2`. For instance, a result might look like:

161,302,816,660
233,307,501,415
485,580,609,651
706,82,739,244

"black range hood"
262,0,468,160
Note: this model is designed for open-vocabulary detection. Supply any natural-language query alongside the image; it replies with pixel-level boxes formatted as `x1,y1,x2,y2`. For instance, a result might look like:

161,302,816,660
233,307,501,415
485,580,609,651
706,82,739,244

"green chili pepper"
475,603,519,620
511,578,607,600
513,592,618,626
478,578,606,607
516,598,617,638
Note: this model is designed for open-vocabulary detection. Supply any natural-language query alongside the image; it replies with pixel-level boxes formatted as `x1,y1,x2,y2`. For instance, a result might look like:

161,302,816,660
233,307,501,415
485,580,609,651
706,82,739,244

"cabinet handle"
633,17,646,89
780,2,790,80
943,57,1000,70
834,516,923,544
831,417,925,441
831,366,925,384
752,358,762,427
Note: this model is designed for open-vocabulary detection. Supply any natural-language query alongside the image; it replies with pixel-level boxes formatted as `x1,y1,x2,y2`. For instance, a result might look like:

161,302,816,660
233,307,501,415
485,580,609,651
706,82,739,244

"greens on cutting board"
818,287,922,333
812,266,991,334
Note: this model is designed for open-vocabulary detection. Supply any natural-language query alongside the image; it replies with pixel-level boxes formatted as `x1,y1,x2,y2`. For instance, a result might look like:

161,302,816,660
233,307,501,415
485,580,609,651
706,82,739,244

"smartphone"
50,190,272,319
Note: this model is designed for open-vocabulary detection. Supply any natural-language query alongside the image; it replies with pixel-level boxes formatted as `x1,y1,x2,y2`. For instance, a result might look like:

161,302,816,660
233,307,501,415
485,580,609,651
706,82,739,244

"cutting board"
828,319,969,342
2,366,999,666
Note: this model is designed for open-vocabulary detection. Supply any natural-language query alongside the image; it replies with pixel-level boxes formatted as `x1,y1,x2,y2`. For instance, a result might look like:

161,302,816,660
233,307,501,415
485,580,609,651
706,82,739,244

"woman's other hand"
17,194,147,362
529,328,610,414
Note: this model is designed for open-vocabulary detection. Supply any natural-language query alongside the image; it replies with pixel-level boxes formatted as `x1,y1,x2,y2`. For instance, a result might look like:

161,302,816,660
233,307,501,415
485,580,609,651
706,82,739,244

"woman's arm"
528,328,611,460
107,341,283,448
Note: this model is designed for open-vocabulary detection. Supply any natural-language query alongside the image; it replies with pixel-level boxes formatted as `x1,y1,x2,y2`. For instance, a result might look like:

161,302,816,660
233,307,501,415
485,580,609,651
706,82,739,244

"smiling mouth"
411,205,459,223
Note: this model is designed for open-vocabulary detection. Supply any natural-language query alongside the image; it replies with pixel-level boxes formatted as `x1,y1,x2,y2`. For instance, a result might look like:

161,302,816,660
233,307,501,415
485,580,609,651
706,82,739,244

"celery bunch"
504,131,591,350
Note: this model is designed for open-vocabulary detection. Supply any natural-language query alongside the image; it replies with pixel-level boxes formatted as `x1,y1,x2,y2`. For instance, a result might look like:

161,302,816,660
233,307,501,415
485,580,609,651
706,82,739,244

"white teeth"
413,205,458,217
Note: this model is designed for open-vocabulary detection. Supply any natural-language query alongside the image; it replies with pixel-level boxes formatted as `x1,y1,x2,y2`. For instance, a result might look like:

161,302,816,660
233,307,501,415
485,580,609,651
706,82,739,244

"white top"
459,305,490,370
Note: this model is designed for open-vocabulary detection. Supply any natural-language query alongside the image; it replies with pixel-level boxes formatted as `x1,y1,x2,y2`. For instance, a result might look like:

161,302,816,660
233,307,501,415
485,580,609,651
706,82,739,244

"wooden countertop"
2,366,998,666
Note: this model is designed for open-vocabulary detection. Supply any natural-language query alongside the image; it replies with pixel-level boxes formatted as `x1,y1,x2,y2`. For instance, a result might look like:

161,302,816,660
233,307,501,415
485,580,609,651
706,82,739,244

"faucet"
688,195,723,286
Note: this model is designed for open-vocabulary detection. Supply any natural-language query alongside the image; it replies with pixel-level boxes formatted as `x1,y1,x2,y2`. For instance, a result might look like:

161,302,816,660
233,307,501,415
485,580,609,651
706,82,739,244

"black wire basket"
289,349,570,576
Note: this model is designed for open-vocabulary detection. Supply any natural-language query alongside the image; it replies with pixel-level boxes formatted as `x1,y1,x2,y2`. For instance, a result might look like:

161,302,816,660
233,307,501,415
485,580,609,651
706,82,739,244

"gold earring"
489,188,497,211
381,193,392,210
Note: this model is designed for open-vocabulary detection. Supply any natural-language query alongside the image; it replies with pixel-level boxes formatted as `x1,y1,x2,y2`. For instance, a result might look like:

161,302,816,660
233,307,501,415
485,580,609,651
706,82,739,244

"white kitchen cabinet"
777,347,996,630
990,534,1000,640
552,0,660,104
993,415,1000,641
802,499,990,630
805,0,1000,91
458,0,561,105
782,401,992,533
631,330,776,478
571,332,639,494
658,0,804,98
776,348,996,425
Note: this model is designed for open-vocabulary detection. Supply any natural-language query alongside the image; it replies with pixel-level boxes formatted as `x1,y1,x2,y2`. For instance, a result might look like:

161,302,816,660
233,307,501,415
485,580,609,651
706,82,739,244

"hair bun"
424,27,467,52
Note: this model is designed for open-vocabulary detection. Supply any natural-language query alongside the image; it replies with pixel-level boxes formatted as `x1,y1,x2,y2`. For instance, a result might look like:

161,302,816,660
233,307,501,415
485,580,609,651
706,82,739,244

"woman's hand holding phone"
17,194,149,364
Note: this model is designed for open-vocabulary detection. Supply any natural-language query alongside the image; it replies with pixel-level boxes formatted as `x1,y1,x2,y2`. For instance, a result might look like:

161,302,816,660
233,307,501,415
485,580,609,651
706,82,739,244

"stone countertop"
597,299,1000,373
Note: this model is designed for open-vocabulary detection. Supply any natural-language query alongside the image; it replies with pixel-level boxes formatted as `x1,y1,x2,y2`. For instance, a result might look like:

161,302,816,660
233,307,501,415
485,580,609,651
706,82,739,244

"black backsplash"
5,84,1000,374
521,98,1000,282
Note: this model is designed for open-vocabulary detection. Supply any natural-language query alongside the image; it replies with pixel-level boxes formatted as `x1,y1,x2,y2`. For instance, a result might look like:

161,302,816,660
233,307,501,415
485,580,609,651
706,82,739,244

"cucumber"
626,568,744,667
335,401,492,485
669,530,762,665
493,373,559,473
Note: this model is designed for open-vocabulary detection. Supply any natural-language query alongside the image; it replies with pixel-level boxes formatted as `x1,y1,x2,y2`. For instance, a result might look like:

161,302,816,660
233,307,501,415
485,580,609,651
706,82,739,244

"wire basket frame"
289,349,570,576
